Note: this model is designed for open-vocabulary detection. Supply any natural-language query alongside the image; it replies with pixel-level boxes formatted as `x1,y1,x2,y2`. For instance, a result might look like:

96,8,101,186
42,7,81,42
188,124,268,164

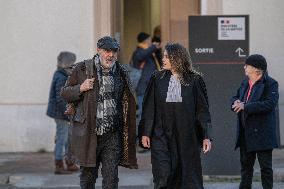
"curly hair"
165,43,198,86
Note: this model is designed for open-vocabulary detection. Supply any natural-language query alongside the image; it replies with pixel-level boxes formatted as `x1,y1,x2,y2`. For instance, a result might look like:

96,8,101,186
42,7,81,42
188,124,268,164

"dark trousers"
79,131,122,189
239,145,273,189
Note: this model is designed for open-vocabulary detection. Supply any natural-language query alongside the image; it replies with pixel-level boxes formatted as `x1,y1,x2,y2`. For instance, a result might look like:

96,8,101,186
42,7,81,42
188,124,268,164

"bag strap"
84,59,94,79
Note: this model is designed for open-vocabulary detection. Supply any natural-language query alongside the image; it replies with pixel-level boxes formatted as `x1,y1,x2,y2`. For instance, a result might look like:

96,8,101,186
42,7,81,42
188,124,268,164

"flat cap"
97,36,120,51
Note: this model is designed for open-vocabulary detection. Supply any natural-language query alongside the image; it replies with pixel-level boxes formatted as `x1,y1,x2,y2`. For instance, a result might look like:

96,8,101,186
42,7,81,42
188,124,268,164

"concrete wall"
0,0,95,152
161,0,200,48
122,0,152,64
150,0,161,33
201,0,223,15
204,0,284,145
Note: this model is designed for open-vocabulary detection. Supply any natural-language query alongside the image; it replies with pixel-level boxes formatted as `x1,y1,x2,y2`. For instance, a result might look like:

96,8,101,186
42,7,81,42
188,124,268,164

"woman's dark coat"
139,70,212,189
61,59,138,168
231,73,279,152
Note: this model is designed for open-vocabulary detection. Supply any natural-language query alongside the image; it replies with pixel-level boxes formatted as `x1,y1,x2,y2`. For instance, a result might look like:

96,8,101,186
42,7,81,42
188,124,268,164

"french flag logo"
221,20,230,24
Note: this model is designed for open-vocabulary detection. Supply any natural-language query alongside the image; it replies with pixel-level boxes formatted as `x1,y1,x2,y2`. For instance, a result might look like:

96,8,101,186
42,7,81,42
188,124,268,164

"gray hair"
57,51,76,69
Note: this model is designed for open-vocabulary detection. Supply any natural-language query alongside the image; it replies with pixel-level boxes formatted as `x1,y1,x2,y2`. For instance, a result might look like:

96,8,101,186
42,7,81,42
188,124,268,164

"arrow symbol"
235,47,246,57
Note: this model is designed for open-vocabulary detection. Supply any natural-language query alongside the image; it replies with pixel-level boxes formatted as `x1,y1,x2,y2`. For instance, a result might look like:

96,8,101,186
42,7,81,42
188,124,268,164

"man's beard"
101,58,115,69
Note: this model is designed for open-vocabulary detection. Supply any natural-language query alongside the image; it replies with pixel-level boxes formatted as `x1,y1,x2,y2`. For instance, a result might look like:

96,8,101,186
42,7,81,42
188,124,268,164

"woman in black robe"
139,43,212,189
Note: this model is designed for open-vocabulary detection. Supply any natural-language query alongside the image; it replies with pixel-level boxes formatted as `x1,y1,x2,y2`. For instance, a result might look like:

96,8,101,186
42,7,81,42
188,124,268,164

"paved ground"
0,149,284,188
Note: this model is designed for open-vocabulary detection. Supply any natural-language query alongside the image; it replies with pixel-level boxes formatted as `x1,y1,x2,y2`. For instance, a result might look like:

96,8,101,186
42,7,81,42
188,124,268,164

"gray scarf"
94,56,118,135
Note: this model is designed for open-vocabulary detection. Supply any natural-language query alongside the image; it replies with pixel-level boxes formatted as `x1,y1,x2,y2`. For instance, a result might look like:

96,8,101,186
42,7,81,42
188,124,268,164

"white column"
200,0,207,15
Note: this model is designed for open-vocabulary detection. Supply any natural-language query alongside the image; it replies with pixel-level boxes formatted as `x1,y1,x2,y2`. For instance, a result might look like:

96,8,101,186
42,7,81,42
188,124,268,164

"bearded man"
61,36,137,189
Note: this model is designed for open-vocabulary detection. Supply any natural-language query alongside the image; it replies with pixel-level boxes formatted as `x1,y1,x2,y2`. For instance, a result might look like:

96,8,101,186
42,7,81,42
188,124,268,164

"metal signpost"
189,15,249,175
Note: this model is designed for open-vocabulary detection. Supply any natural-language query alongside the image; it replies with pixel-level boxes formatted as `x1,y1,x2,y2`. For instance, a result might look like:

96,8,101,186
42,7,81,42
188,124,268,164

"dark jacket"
60,58,138,168
132,45,159,96
47,69,68,120
139,70,212,188
139,70,212,140
231,73,279,152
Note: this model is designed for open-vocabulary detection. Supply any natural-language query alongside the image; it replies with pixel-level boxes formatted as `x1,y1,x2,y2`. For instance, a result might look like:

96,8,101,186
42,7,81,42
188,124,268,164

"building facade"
0,0,283,152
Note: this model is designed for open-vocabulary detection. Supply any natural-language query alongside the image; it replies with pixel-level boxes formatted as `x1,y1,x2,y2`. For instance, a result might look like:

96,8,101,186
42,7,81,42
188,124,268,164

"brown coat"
61,60,138,168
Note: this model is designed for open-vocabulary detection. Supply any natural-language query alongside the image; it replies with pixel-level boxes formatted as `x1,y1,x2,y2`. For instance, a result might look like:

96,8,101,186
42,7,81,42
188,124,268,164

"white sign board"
218,17,245,40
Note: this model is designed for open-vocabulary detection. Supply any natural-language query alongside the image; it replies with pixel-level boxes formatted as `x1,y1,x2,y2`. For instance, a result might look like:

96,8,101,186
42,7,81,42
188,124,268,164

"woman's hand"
203,139,212,154
142,136,151,148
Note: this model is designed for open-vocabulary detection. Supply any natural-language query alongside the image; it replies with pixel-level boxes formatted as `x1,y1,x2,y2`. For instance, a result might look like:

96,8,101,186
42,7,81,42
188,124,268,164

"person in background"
47,51,79,174
132,32,161,139
152,25,162,65
231,54,279,189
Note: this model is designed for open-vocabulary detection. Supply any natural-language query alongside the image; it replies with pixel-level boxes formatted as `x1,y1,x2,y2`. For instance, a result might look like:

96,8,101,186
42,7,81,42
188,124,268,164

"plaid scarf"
95,57,118,135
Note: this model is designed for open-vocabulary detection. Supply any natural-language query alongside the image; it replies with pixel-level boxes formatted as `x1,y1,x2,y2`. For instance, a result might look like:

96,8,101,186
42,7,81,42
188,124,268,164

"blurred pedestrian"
61,36,137,189
152,25,162,65
139,43,212,189
131,32,161,136
231,54,279,189
47,51,79,174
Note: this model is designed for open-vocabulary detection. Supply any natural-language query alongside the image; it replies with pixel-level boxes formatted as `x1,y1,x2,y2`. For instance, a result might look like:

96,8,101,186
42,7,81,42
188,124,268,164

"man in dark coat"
47,51,79,174
132,32,161,128
231,54,279,189
61,36,137,189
